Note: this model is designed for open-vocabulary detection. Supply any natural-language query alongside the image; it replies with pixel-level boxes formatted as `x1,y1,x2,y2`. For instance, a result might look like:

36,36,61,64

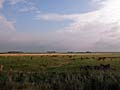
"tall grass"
0,54,120,90
0,71,120,90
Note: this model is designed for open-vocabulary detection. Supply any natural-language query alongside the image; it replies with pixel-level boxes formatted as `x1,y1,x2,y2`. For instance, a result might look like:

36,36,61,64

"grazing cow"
80,64,110,71
85,57,89,59
105,64,110,70
0,64,3,72
100,64,110,70
97,57,102,61
81,57,83,60
97,57,106,61
102,57,106,61
69,56,72,58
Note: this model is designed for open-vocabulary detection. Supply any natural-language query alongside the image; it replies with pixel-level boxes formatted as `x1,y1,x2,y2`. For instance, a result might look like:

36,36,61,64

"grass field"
0,53,120,90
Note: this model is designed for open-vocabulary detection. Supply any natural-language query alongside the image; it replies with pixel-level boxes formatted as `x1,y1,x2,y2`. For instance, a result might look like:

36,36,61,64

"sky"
0,0,120,52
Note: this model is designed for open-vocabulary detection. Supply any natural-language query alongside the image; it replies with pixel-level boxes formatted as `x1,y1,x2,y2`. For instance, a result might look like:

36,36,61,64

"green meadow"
0,53,120,90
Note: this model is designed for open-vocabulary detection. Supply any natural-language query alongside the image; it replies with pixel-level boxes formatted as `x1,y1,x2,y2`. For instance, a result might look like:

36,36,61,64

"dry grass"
0,53,114,56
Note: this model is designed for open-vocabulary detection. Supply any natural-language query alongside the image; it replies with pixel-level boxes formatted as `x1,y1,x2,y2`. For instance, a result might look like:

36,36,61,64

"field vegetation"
0,53,120,90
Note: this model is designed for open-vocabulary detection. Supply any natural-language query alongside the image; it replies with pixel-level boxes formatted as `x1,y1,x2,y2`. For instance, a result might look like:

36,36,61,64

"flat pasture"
0,53,120,90
0,53,120,72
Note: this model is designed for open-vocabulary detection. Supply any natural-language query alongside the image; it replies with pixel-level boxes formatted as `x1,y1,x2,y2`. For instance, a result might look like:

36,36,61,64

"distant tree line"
7,51,24,53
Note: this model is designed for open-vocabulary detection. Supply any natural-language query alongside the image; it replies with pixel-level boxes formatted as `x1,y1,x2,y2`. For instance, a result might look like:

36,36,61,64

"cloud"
19,6,37,13
19,1,40,13
0,15,15,44
0,15,15,31
35,13,79,21
8,0,26,5
0,0,16,45
33,0,120,51
0,0,120,52
0,0,4,8
0,0,15,31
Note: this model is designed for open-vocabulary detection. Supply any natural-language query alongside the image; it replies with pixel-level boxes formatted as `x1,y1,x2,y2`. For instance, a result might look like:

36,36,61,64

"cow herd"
79,57,111,70
79,56,118,61
80,64,110,71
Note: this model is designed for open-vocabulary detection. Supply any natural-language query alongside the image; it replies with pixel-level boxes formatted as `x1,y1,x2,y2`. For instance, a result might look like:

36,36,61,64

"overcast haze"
0,0,120,52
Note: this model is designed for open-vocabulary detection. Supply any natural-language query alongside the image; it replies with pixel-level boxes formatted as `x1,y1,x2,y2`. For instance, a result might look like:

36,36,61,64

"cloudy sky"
0,0,120,52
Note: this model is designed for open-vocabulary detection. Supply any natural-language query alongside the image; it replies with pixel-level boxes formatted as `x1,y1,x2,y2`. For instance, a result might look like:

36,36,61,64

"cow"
80,64,110,71
100,64,110,70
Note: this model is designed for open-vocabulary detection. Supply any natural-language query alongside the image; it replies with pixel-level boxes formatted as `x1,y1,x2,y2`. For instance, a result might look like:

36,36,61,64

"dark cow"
80,64,110,71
